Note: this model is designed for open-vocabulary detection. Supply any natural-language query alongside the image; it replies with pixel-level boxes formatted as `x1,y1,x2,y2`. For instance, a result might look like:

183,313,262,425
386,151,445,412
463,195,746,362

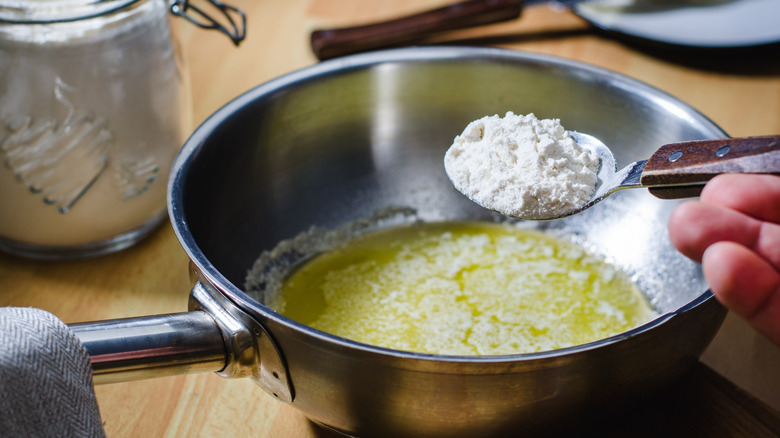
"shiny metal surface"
71,309,226,384
71,279,294,401
547,132,780,219
190,277,295,402
166,47,727,437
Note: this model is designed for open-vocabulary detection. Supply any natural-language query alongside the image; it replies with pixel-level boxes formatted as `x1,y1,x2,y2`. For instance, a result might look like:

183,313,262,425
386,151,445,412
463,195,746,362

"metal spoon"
525,132,780,220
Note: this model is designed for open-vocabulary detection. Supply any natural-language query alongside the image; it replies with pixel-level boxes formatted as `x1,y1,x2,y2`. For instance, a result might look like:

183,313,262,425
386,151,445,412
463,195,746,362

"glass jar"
0,0,199,259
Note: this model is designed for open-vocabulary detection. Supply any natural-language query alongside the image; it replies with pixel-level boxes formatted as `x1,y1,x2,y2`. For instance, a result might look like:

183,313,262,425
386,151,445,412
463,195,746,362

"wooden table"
2,1,780,436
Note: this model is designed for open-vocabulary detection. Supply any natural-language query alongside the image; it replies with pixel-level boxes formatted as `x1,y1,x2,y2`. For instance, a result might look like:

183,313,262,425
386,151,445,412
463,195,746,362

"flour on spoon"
444,112,599,220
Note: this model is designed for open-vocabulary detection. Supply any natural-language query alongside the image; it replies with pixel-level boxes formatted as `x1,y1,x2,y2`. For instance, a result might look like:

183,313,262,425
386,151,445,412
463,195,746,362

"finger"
703,241,780,346
668,200,761,263
701,174,780,223
669,201,780,268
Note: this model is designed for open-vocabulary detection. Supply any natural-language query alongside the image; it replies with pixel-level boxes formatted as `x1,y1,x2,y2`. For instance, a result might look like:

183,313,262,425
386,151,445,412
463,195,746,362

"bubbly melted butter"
271,221,657,355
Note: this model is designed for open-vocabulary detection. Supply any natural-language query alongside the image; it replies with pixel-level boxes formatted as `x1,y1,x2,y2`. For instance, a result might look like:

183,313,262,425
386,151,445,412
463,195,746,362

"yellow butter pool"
269,221,657,355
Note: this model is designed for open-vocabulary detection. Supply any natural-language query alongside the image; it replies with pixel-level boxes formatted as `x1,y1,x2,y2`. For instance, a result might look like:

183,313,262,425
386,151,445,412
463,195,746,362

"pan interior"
177,49,721,322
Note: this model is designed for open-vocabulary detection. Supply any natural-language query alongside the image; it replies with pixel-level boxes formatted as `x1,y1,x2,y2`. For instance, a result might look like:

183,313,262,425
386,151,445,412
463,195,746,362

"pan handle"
69,280,295,402
70,311,227,384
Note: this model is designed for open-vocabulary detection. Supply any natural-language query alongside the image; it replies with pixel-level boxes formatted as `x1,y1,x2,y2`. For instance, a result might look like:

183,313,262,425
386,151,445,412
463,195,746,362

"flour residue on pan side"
244,207,420,308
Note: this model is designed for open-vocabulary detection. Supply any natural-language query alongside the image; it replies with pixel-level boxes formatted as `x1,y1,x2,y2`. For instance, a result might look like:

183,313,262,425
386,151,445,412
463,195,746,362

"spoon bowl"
560,131,637,219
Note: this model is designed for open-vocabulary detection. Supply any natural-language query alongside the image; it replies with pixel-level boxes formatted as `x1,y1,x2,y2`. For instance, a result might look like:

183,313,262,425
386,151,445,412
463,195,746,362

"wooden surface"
1,0,780,436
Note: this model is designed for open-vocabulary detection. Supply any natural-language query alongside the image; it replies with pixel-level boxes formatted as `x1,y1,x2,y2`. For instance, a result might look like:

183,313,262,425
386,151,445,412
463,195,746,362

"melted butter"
272,221,657,355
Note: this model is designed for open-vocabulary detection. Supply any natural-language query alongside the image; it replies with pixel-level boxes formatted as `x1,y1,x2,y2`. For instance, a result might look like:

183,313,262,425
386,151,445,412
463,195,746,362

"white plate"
574,0,780,48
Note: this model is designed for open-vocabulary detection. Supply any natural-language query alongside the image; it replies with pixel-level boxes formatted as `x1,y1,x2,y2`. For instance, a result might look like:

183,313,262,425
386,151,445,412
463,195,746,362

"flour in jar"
444,112,599,220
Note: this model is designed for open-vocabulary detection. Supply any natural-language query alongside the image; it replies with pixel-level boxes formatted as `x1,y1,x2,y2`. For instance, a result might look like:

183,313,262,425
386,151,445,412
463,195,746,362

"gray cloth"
0,307,105,437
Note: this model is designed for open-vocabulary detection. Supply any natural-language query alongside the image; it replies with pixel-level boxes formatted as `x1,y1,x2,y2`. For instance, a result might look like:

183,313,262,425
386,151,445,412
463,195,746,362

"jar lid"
0,0,142,23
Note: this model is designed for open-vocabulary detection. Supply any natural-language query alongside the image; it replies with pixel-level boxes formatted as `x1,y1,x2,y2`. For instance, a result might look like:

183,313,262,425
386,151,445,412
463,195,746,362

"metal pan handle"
69,280,294,402
70,310,225,384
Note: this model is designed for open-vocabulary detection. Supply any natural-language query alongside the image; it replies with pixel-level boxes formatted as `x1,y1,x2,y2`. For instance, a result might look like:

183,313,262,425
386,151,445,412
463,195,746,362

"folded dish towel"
0,307,105,437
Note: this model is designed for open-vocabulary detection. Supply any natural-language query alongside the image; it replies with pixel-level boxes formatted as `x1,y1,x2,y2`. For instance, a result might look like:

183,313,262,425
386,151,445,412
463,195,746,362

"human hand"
668,173,780,347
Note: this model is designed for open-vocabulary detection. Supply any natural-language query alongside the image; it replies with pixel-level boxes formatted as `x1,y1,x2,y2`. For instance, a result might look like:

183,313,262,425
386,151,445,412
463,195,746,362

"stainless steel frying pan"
71,47,727,438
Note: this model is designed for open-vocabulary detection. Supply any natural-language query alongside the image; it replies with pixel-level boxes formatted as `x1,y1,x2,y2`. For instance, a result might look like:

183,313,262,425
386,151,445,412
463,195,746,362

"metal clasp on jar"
170,0,246,46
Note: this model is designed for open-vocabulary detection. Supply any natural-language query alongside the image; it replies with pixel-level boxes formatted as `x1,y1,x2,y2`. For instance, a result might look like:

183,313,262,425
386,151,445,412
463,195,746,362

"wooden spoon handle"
310,0,523,61
641,135,780,199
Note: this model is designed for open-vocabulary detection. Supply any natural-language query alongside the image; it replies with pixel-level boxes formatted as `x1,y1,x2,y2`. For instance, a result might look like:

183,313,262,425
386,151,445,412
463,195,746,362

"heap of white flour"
444,112,599,220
